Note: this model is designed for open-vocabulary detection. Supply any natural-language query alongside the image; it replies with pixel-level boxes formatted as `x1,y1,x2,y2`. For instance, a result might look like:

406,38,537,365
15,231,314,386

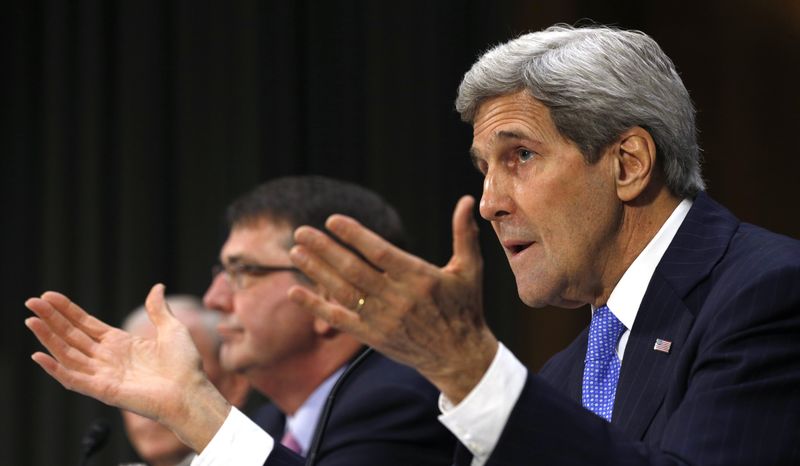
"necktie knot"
585,305,626,361
582,305,626,421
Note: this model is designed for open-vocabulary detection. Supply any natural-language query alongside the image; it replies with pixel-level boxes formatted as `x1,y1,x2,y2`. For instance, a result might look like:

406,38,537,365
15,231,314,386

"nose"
203,272,234,314
479,170,512,221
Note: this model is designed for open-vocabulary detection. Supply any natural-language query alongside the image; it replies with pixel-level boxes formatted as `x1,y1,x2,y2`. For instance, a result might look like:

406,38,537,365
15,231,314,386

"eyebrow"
468,148,482,170
223,255,247,265
496,129,527,141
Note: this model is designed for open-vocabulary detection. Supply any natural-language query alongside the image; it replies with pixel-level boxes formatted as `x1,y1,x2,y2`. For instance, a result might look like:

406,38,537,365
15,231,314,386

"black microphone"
304,347,374,466
78,419,110,466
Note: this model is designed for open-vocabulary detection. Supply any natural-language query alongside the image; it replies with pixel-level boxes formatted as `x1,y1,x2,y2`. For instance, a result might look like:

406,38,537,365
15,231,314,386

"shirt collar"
604,198,693,330
284,366,346,455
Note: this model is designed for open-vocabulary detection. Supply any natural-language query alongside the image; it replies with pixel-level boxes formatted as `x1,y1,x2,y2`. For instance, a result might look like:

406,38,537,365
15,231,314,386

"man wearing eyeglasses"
26,176,455,466
192,176,453,465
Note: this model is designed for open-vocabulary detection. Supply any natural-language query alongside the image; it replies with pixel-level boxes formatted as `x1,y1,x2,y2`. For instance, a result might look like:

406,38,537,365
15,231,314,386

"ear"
313,316,337,336
613,126,657,202
311,284,339,337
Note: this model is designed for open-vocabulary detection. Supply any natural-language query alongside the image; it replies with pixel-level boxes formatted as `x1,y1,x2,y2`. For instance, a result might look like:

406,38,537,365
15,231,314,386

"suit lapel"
612,193,739,439
612,275,694,438
250,403,287,439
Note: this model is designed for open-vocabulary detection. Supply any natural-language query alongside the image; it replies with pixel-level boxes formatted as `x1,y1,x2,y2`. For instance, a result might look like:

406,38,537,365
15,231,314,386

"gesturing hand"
25,283,230,452
288,195,499,403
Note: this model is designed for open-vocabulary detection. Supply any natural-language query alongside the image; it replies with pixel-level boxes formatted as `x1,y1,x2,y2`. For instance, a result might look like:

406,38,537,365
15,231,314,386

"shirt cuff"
438,343,527,466
191,407,273,466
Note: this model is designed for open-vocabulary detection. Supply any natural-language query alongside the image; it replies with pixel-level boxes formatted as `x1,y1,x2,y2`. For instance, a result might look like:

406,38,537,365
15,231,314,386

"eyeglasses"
211,262,300,290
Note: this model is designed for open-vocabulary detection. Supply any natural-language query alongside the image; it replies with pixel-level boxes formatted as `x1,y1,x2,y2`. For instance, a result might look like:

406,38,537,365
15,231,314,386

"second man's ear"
310,285,338,336
313,316,337,336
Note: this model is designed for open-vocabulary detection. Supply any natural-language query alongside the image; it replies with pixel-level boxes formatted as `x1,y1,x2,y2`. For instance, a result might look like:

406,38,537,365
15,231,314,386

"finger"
447,195,483,274
292,226,388,295
144,283,176,329
290,243,370,310
31,351,107,400
31,351,75,387
25,317,94,371
323,214,429,277
31,351,62,377
287,285,366,339
38,291,113,338
25,297,100,354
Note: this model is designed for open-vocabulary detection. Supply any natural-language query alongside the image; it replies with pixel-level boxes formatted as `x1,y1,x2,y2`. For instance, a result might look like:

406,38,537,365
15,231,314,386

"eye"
517,149,535,163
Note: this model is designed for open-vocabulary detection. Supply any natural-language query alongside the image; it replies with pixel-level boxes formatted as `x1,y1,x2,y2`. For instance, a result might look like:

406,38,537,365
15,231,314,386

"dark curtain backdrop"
3,1,799,465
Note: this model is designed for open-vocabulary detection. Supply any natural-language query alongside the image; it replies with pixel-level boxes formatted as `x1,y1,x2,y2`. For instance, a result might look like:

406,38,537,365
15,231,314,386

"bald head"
123,295,220,342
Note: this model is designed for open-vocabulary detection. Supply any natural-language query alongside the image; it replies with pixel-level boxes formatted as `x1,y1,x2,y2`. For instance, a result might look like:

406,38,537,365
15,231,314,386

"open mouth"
506,242,534,256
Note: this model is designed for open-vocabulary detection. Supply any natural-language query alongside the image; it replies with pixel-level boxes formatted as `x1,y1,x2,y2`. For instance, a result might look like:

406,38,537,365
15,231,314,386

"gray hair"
122,295,222,347
456,24,704,198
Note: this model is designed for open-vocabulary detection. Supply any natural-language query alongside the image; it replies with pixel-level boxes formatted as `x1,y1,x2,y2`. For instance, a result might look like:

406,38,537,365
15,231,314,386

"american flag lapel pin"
653,338,672,354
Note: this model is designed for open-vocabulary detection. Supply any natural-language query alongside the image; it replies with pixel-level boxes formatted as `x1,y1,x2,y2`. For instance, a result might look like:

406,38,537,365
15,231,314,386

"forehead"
471,91,563,148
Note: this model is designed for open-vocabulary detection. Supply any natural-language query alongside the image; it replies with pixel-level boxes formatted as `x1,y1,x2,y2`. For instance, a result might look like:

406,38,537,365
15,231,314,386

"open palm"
25,284,203,424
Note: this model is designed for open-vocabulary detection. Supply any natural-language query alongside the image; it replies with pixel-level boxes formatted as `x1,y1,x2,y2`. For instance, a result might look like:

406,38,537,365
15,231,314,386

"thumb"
448,195,483,274
144,283,176,328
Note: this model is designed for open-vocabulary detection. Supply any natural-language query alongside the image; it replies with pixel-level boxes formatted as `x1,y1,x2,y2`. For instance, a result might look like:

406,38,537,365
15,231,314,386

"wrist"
164,374,231,452
424,331,499,404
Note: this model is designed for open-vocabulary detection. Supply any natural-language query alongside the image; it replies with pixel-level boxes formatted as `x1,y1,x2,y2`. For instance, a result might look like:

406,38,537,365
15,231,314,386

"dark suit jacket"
256,351,455,466
461,193,800,465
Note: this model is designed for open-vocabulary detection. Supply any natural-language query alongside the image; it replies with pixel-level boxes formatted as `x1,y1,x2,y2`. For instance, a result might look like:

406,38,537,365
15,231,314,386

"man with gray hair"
284,24,800,465
25,25,800,465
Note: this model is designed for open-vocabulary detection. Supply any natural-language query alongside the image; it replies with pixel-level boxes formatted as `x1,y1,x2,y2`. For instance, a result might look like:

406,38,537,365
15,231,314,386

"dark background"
3,1,799,465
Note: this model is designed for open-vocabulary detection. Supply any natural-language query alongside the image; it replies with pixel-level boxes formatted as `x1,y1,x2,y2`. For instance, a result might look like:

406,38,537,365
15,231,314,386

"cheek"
236,293,305,344
234,292,277,332
200,355,224,385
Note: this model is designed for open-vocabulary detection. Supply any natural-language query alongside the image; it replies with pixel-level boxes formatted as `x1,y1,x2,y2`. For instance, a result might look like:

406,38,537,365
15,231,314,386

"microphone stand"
78,419,110,466
304,347,374,466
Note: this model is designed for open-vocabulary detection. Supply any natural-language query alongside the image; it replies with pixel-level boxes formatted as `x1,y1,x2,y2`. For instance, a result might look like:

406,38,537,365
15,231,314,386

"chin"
219,348,240,371
516,272,586,309
220,358,244,373
517,290,550,308
515,278,553,308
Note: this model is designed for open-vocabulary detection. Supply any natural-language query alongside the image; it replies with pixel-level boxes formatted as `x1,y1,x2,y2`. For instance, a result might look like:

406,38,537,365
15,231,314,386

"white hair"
122,295,222,347
456,24,704,198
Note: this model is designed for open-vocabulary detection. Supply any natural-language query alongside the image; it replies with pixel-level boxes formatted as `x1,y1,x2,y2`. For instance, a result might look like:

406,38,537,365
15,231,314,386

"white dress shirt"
284,367,345,455
438,199,692,466
190,408,272,466
191,367,345,466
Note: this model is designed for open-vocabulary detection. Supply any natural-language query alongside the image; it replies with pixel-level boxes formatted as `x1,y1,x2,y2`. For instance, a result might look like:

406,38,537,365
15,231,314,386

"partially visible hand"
25,283,230,451
288,195,498,403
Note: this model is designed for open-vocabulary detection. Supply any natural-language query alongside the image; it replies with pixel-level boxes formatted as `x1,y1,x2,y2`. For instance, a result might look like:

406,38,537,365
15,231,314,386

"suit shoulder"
730,222,800,259
694,222,800,342
715,222,800,285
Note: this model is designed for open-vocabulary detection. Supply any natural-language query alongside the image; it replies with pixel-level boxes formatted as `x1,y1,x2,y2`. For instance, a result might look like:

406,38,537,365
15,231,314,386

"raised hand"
288,195,499,403
25,283,229,451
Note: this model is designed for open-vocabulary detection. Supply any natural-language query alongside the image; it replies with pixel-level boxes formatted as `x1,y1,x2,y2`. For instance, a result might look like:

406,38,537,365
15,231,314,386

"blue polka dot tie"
582,305,626,421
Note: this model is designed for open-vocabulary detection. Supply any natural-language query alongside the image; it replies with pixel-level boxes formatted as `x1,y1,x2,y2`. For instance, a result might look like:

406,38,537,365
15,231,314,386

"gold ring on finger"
355,296,366,313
